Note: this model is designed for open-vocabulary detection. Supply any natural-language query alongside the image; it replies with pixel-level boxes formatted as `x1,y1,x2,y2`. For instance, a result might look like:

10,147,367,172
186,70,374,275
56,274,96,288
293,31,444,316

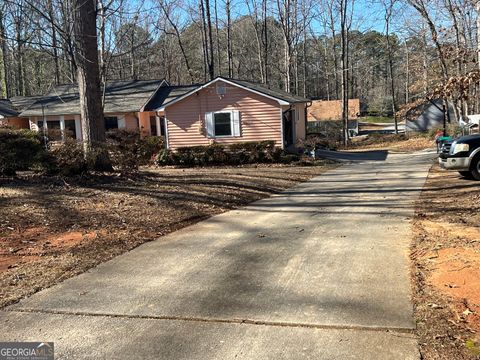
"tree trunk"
262,0,268,84
214,0,221,75
72,0,107,152
0,9,9,98
340,0,349,145
384,2,398,134
199,0,209,81
47,0,60,84
204,0,215,79
227,0,233,78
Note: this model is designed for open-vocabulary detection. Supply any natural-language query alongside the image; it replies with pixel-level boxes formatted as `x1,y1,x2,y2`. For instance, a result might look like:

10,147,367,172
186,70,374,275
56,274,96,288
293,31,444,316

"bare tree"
72,0,106,153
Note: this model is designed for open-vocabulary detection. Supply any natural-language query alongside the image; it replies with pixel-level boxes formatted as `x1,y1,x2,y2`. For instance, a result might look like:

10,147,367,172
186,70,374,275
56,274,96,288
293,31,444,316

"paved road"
1,151,435,359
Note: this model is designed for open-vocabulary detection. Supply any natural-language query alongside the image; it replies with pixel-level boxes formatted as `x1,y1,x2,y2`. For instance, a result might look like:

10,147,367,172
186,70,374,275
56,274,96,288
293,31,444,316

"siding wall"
3,117,29,129
165,81,283,149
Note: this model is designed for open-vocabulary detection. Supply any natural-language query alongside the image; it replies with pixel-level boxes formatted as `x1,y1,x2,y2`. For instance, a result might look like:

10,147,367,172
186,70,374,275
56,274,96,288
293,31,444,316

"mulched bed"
0,163,335,309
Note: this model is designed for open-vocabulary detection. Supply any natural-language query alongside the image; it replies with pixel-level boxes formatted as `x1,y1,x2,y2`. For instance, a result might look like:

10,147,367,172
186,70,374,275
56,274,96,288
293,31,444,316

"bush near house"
0,128,47,175
1,129,163,176
156,141,287,167
1,129,306,176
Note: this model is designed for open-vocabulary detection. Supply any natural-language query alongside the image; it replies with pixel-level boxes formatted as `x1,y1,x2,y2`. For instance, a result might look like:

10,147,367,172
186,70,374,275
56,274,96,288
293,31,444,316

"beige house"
20,77,310,149
151,77,309,150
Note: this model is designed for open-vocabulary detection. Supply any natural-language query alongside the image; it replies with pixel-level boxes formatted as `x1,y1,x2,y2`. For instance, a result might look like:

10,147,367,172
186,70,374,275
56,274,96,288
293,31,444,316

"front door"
283,109,295,147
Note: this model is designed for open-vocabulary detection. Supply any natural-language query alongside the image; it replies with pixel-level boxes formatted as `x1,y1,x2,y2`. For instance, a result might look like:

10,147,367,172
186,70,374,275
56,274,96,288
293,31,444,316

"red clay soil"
0,227,97,272
412,165,480,359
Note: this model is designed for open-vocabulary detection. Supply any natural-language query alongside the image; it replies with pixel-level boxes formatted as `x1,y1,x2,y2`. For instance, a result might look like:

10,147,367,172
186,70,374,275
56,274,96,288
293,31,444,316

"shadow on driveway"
316,149,389,162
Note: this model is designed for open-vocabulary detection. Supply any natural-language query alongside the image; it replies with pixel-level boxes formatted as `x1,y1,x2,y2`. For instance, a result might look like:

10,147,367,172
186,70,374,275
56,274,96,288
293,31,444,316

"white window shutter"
205,112,214,138
232,111,241,137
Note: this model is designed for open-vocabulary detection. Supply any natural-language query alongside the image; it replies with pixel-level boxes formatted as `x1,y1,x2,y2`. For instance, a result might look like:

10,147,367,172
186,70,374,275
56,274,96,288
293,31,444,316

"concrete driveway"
1,151,435,359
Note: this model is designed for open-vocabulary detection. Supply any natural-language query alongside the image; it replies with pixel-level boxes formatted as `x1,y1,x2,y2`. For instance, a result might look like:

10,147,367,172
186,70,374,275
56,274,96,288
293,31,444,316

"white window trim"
212,110,234,138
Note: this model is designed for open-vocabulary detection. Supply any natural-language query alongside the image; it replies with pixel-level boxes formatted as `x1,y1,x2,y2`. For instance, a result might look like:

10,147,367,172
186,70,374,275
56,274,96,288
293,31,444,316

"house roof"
225,78,310,104
18,77,309,117
144,84,200,111
20,79,167,117
0,99,19,118
11,96,42,112
155,77,310,110
0,96,41,118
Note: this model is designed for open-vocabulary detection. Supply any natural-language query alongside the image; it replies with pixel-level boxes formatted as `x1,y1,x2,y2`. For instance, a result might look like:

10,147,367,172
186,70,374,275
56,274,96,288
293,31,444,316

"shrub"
155,140,288,167
139,136,165,164
156,148,174,166
47,139,89,176
106,130,141,173
0,129,47,175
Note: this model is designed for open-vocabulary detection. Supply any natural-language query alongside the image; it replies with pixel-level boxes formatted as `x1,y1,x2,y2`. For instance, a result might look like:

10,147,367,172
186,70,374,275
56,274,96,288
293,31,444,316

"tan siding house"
19,77,309,150
157,78,309,150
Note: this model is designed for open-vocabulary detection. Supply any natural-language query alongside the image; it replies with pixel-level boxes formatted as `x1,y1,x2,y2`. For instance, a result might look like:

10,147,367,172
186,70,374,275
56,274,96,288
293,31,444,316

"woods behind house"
1,0,480,120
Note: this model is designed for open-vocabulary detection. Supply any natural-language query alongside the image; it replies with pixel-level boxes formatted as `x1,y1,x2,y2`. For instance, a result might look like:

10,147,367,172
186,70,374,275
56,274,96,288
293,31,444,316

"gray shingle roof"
20,80,166,117
0,99,19,118
224,78,310,103
144,85,200,111
11,96,42,112
0,96,41,118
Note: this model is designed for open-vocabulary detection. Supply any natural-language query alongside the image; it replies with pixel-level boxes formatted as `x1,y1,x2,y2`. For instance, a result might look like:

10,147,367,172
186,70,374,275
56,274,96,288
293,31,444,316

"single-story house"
151,77,309,149
20,77,309,149
20,79,169,141
0,96,40,129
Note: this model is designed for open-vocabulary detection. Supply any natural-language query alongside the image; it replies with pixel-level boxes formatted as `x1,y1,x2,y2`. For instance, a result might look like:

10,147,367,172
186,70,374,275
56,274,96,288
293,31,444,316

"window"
205,111,240,138
214,112,232,136
150,116,157,136
37,120,61,140
64,120,77,139
105,116,118,131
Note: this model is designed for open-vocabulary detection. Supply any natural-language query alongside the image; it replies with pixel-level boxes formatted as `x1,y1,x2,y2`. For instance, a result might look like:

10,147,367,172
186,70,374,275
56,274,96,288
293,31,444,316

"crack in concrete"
7,308,417,335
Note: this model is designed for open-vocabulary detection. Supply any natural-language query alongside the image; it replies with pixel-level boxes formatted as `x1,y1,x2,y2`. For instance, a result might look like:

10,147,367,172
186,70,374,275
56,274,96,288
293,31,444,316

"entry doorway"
283,109,295,148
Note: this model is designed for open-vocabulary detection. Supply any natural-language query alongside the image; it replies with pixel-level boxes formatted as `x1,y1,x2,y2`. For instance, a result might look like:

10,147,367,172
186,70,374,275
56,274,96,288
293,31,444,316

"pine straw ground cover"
412,164,480,359
0,163,335,309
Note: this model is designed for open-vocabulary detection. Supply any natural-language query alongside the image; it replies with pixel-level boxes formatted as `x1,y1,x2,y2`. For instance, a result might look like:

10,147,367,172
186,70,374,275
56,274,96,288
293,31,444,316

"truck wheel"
470,154,480,180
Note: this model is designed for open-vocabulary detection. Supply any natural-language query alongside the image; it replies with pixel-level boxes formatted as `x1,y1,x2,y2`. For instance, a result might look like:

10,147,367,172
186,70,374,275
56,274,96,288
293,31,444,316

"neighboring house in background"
405,99,456,132
20,80,169,141
151,77,309,150
307,99,361,137
21,77,309,149
0,96,40,129
307,99,361,122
